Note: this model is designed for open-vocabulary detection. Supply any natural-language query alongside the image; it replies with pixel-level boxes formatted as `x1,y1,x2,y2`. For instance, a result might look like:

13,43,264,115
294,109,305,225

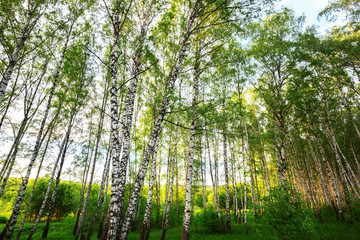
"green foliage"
262,185,321,240
350,198,360,222
0,177,80,221
0,216,8,224
53,182,78,220
197,206,225,234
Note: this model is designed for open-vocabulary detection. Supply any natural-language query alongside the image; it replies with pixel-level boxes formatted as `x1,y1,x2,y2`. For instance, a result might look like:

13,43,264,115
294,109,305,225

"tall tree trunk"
230,142,238,222
321,87,355,221
118,4,198,239
106,10,124,239
162,142,172,229
161,125,179,240
115,2,155,233
75,97,107,240
87,142,110,240
73,136,93,236
182,26,201,239
257,123,270,195
97,157,111,239
206,130,226,234
2,22,73,240
292,133,323,223
0,0,43,104
245,124,256,221
307,111,345,221
242,131,248,235
155,151,161,226
201,139,207,210
139,139,159,240
0,62,45,195
41,115,74,239
16,123,55,240
0,63,22,131
237,159,243,224
0,117,28,197
223,130,231,232
305,132,332,206
26,130,68,240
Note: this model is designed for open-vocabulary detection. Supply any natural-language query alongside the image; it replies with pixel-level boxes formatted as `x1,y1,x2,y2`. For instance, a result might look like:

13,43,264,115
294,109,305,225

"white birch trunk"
119,8,198,238
3,23,73,240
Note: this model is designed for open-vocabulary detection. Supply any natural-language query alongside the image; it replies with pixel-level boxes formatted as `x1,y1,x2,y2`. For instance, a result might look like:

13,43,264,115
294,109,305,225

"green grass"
1,213,360,240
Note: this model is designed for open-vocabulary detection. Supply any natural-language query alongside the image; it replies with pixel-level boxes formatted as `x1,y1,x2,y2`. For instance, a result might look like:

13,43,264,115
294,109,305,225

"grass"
1,212,360,239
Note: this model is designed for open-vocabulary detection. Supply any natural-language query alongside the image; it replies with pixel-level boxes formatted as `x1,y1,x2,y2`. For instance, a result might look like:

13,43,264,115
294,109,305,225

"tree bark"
41,115,74,239
106,10,124,239
2,22,74,240
139,139,160,240
223,130,231,232
206,130,226,234
0,0,44,104
242,130,248,235
75,92,107,240
161,124,179,240
119,5,198,239
16,123,54,240
115,1,155,233
182,20,201,238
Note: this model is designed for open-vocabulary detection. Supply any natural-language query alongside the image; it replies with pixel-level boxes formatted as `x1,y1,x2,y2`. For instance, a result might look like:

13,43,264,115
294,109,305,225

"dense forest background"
0,0,360,239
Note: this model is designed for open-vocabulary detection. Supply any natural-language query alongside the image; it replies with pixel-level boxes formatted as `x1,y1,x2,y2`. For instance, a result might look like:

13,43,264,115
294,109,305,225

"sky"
278,0,343,34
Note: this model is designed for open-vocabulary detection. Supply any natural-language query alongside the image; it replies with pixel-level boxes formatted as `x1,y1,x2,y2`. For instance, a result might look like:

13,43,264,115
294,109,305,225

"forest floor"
1,213,360,239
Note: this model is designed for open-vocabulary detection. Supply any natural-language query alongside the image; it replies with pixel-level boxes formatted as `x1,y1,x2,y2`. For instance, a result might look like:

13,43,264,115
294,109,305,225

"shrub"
262,184,321,240
197,206,225,234
0,216,8,224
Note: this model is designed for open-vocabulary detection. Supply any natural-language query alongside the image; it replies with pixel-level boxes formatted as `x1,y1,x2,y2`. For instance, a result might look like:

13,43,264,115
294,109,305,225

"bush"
262,185,321,240
197,206,225,234
350,197,360,222
0,216,8,224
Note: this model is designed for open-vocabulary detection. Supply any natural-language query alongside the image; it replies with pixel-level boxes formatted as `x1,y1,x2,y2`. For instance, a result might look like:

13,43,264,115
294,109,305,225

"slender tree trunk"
161,125,179,240
321,88,355,221
155,151,161,226
230,142,238,222
0,67,45,194
41,116,74,239
176,154,179,221
245,124,256,221
0,4,38,104
206,130,226,234
73,139,92,236
26,132,67,240
257,123,270,195
293,133,323,223
75,101,106,240
201,140,207,210
237,159,243,224
139,139,159,240
0,64,22,131
223,130,231,232
16,125,54,240
182,27,200,239
98,159,111,239
305,132,332,206
242,132,248,235
106,11,124,239
115,3,155,235
88,143,110,240
118,5,198,239
2,22,73,240
308,112,345,221
162,143,172,229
